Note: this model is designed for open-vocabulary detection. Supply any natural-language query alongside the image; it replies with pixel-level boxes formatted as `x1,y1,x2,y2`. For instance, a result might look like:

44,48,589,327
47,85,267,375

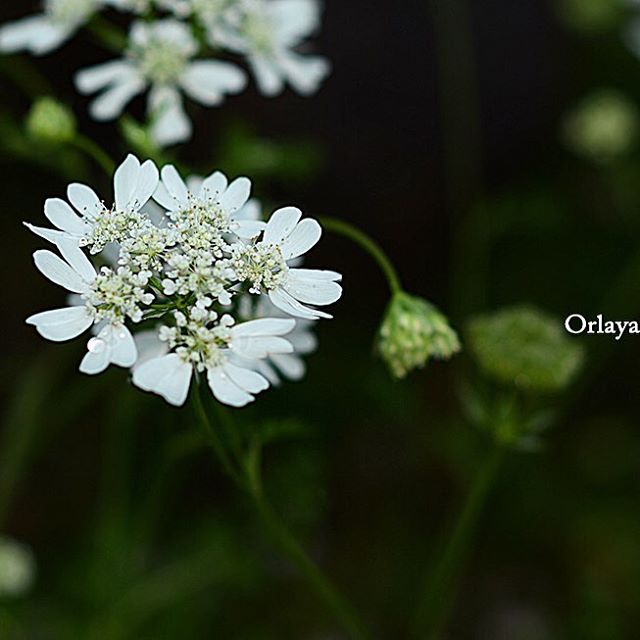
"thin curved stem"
320,216,402,295
71,134,116,176
411,443,505,639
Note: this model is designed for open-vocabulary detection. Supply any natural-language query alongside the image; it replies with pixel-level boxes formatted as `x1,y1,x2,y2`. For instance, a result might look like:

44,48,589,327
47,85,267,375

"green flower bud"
0,536,35,598
26,97,76,145
557,0,623,33
562,90,638,163
377,292,461,379
467,305,584,393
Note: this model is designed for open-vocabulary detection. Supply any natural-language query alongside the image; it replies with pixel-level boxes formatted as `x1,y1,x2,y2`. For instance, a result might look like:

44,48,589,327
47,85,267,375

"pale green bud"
377,292,461,379
26,97,76,145
467,305,584,393
0,536,36,598
557,0,622,33
562,90,638,163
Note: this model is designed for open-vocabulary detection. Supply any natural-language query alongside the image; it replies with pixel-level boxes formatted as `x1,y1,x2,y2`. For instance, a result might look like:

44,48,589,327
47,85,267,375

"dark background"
1,1,640,638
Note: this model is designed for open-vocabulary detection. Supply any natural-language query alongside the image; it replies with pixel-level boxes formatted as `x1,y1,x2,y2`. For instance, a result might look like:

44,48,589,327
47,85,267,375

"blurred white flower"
75,19,247,146
0,0,104,55
105,0,154,13
239,296,317,384
215,0,331,96
133,315,295,406
0,536,36,598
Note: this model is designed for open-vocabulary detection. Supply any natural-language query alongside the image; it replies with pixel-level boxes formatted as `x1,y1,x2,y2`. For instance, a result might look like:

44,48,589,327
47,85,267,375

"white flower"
0,0,103,56
133,315,295,406
155,165,266,239
215,0,330,96
26,238,140,375
25,154,159,255
232,206,342,319
75,19,247,147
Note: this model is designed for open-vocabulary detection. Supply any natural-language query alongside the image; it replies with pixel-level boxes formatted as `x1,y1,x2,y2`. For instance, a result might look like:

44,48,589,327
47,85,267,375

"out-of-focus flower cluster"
562,89,639,164
0,0,330,147
25,154,342,407
466,305,584,393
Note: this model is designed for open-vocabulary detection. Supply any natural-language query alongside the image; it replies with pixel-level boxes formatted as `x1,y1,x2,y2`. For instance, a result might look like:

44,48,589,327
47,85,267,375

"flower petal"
23,222,65,245
0,16,70,56
33,250,89,293
160,165,189,206
207,367,254,408
67,184,104,220
57,238,96,284
26,306,93,342
149,86,192,147
220,177,251,214
114,154,141,211
263,207,302,245
44,198,89,234
283,269,343,305
131,160,159,210
281,218,321,260
271,353,306,380
232,318,295,337
181,60,247,106
133,353,193,406
200,171,228,201
269,287,331,320
223,363,269,394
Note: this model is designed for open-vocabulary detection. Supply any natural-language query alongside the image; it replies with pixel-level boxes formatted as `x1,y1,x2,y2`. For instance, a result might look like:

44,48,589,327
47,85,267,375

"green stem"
249,485,371,640
319,216,402,294
191,390,371,640
411,443,505,639
191,384,244,487
87,16,128,53
71,134,116,176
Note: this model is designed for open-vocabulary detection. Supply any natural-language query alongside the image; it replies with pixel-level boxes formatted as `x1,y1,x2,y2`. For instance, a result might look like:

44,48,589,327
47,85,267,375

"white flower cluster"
25,154,342,407
0,0,330,146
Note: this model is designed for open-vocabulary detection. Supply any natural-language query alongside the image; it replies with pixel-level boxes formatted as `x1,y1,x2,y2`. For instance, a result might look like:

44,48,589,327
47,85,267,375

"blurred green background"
2,1,640,638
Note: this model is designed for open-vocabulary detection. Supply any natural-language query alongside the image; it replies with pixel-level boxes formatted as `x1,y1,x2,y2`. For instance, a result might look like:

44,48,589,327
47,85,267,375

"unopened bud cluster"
378,292,460,379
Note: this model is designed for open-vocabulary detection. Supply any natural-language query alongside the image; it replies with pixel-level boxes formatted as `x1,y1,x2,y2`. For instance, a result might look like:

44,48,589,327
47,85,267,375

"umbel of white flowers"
0,0,330,147
25,154,342,407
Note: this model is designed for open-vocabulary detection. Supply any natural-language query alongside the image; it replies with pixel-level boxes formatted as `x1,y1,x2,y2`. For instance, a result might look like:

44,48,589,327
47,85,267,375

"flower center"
161,311,233,372
84,267,154,324
133,38,193,86
231,243,287,294
244,11,275,53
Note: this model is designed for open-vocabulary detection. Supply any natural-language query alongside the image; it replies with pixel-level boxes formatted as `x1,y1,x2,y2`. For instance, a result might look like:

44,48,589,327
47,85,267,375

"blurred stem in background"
192,380,372,640
411,442,506,639
70,134,116,175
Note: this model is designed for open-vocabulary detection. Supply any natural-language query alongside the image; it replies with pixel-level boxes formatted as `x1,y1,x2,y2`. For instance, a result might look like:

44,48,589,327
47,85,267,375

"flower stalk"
191,382,371,640
319,216,401,295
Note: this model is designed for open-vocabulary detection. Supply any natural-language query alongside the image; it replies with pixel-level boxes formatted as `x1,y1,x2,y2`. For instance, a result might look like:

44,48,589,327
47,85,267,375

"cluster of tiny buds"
160,309,235,371
229,243,287,294
84,266,154,323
